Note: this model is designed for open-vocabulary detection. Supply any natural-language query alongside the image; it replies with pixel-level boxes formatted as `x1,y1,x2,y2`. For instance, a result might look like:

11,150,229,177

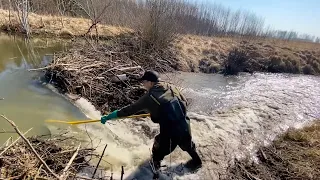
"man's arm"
117,94,151,117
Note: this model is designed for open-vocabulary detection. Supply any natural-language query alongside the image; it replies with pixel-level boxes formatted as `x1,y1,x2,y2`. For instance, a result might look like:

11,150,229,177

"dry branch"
60,143,81,180
0,127,32,156
34,164,43,179
1,136,12,149
0,129,16,134
1,115,60,179
0,126,95,179
44,37,177,113
121,166,124,180
92,144,108,178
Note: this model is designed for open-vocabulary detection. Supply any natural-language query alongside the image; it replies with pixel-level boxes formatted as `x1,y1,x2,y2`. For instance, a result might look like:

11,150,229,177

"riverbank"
175,35,320,75
0,9,132,38
226,120,320,180
1,9,319,76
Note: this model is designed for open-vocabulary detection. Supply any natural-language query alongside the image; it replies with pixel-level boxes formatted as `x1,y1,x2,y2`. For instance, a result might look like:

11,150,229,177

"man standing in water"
100,70,202,170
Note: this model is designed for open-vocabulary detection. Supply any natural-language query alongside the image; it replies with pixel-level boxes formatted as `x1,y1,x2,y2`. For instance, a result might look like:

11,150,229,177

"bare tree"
1,0,317,43
11,0,30,36
74,0,111,37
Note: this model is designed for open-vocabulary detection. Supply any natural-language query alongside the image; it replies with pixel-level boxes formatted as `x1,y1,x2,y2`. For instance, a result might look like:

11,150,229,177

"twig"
259,148,267,161
118,66,142,72
237,161,262,180
34,164,43,179
1,136,12,149
121,166,124,180
92,144,108,178
0,115,60,179
0,130,16,134
0,128,32,156
75,175,97,180
60,143,81,180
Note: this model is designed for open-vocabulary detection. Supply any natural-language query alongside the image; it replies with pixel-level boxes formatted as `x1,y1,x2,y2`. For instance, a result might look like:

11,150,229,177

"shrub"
302,65,315,75
268,56,286,73
223,48,249,75
140,0,178,49
209,63,221,73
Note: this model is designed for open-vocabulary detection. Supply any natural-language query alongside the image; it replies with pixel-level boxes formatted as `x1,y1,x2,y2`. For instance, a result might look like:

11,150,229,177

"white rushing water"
64,72,320,180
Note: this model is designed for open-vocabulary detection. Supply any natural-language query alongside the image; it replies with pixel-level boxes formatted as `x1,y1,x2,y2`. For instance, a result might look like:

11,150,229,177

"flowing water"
0,34,320,179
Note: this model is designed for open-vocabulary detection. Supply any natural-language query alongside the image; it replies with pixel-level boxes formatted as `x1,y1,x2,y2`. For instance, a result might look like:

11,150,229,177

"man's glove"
101,110,118,124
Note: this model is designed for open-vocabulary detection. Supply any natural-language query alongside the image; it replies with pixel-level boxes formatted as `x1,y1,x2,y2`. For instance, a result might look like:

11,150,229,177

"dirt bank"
226,120,320,180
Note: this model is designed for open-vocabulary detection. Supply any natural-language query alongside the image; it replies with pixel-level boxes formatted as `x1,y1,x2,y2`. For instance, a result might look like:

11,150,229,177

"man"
100,70,202,170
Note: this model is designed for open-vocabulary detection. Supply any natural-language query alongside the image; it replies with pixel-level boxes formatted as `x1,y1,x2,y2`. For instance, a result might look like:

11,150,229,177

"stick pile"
44,36,178,113
0,134,94,179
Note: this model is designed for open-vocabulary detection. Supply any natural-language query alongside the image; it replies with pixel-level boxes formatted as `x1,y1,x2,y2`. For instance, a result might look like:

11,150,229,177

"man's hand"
101,110,118,124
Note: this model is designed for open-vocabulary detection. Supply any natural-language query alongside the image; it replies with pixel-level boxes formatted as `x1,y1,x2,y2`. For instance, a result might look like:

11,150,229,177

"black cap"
140,70,159,82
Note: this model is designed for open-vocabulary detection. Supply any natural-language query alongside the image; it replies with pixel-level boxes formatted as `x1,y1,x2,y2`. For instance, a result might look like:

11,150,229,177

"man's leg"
178,134,202,169
152,134,178,170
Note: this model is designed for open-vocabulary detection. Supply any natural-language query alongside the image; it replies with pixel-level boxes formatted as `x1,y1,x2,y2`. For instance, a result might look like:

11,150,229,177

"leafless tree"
10,0,30,36
1,0,317,43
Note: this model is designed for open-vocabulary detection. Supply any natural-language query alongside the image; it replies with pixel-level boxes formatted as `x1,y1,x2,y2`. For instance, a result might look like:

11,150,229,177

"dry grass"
1,8,319,75
226,120,320,180
174,35,320,74
0,9,132,38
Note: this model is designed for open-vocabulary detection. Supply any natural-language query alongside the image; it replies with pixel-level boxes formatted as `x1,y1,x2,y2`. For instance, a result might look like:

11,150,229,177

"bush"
311,61,320,73
223,48,249,75
198,59,221,73
209,63,221,73
267,56,284,73
302,65,315,75
140,0,178,49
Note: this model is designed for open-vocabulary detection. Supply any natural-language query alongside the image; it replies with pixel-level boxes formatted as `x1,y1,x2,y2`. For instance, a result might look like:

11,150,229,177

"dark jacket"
117,82,190,135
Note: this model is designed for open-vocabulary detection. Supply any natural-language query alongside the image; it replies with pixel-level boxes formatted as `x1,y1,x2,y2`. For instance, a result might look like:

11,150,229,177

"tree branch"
92,144,108,178
0,127,32,156
60,143,81,180
0,115,60,179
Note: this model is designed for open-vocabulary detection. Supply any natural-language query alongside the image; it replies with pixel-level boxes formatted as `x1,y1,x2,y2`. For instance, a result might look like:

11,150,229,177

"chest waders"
149,89,190,137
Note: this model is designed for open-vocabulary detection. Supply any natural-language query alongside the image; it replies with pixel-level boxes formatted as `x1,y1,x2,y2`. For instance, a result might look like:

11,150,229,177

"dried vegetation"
226,121,320,180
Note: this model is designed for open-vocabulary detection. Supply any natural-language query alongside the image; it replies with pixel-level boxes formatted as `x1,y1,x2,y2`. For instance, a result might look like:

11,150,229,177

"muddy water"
0,34,87,144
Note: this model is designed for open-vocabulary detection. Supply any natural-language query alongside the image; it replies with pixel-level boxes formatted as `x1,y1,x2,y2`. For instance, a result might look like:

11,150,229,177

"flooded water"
0,34,320,179
0,34,87,143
